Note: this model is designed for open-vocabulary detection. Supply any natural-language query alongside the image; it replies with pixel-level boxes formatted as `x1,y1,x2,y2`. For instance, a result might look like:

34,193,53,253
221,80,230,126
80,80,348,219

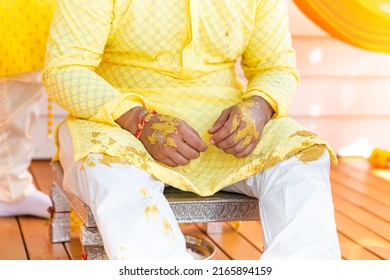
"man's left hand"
208,96,274,158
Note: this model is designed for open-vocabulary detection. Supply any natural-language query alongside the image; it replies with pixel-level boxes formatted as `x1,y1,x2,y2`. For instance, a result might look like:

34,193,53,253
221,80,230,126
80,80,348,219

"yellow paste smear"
139,187,149,198
163,219,173,234
148,115,179,147
144,204,160,220
296,145,326,163
80,153,129,171
233,100,260,146
230,114,240,133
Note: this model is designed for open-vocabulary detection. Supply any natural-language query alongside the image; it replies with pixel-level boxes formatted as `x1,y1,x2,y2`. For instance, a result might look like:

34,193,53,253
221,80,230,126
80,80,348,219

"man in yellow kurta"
0,0,56,218
43,0,341,259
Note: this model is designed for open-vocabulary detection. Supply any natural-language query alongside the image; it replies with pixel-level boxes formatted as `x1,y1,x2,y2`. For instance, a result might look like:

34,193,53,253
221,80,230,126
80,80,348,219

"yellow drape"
0,0,57,77
293,0,390,53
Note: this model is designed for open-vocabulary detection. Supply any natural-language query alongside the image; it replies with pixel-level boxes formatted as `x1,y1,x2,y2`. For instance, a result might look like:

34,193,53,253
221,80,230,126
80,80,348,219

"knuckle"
213,134,223,144
162,148,175,158
176,125,183,134
194,141,205,151
153,153,163,161
160,149,169,157
221,108,229,115
176,121,185,132
223,122,232,132
226,137,236,146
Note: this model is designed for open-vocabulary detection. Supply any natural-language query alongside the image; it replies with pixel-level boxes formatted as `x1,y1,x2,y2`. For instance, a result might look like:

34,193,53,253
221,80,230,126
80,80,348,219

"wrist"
250,96,274,121
115,106,144,135
135,109,158,138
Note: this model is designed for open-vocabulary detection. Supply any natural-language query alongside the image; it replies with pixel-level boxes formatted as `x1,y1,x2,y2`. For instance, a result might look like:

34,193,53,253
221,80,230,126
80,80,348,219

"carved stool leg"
80,225,108,260
49,184,71,243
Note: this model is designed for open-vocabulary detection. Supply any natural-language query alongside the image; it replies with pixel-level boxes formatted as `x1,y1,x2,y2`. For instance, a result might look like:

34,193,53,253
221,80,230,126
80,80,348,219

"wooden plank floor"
0,157,389,260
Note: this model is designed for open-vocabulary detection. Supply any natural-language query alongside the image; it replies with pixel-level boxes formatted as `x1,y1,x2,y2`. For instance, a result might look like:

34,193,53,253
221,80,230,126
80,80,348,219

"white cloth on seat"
0,71,52,218
0,71,43,202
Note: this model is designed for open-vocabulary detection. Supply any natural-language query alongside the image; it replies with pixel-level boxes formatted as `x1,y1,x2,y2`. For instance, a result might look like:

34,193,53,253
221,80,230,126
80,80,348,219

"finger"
180,123,208,152
222,138,247,155
208,108,231,134
150,145,179,167
169,152,191,166
210,112,240,145
214,132,241,150
161,157,179,168
185,121,203,138
235,142,257,158
183,122,208,151
176,140,201,161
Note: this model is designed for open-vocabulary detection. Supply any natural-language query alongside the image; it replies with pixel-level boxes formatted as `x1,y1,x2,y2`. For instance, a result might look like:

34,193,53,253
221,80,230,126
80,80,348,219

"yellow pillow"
0,0,57,77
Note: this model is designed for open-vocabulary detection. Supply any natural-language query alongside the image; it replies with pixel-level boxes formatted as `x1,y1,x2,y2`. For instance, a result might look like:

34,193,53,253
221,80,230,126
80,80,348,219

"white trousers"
58,122,341,260
0,71,42,203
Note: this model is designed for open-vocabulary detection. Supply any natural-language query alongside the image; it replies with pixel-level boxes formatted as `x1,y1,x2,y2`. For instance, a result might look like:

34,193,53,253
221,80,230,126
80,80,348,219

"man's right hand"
116,107,208,167
139,113,208,167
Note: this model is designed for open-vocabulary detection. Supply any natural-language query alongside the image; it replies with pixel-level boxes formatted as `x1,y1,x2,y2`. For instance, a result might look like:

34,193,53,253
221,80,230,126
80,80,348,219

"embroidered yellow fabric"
43,0,337,196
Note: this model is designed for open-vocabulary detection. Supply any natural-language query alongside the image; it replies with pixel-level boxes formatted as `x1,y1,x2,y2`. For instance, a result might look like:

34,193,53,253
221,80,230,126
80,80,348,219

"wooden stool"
48,161,260,259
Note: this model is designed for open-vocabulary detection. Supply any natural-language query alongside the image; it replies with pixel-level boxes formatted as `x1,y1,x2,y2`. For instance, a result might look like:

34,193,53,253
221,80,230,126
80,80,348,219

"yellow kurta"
43,0,337,196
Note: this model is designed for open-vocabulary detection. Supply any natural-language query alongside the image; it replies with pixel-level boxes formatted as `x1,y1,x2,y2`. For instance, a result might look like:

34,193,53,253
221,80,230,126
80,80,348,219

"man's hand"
208,96,274,158
116,107,208,167
139,114,208,167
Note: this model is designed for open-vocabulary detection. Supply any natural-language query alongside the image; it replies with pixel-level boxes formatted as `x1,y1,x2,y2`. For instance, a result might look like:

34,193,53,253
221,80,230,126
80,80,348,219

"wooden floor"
1,157,389,260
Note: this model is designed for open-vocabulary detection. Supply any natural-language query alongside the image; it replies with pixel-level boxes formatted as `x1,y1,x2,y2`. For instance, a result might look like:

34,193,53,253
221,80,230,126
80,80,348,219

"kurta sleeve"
42,0,146,126
241,0,299,118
